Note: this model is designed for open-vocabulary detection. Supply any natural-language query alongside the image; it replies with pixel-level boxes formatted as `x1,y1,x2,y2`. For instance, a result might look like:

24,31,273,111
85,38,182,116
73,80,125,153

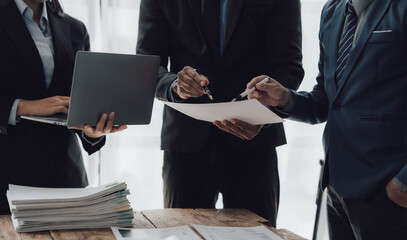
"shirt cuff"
168,78,185,103
273,89,294,115
8,99,21,125
281,90,294,113
81,131,104,146
395,164,407,193
395,178,407,193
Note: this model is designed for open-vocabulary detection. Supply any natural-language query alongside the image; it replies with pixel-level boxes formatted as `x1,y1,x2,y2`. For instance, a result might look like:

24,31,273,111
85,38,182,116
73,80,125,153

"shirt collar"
352,0,373,17
14,0,49,23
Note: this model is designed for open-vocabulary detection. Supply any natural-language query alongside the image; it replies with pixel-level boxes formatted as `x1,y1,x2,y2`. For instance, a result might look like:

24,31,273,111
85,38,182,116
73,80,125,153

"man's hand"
17,96,70,116
173,66,209,100
247,75,291,108
70,112,127,139
386,178,407,208
213,119,262,140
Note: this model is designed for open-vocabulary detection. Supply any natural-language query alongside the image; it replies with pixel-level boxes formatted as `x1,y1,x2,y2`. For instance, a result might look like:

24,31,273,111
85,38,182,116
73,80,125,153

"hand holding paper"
213,119,262,140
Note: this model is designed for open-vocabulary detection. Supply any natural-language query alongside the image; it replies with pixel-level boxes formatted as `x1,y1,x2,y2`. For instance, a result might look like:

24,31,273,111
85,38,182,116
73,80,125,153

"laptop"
21,51,160,127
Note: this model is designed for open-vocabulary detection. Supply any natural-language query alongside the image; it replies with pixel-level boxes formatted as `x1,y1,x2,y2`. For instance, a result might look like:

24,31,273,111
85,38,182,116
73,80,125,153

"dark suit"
137,0,303,225
0,0,105,214
289,0,407,238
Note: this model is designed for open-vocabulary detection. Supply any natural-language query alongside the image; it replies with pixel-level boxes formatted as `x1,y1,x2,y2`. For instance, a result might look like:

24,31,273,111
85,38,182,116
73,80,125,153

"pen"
203,85,214,101
231,77,270,102
194,69,214,101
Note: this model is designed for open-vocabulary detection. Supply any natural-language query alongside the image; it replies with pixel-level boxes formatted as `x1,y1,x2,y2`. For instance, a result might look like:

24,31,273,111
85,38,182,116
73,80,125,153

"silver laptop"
21,51,160,127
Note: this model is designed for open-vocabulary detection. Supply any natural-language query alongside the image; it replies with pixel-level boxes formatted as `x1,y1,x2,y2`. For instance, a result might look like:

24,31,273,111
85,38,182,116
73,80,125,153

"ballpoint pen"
231,77,270,102
203,85,214,101
194,69,214,101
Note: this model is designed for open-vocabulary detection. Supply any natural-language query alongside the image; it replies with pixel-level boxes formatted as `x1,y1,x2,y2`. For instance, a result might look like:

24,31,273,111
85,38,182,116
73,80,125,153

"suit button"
333,104,341,111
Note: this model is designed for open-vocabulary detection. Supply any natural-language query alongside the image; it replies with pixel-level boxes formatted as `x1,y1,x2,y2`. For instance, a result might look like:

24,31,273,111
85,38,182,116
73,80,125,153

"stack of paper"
6,182,134,232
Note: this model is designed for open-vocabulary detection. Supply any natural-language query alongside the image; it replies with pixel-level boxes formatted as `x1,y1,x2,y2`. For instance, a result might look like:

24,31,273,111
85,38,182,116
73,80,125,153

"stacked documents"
6,182,134,232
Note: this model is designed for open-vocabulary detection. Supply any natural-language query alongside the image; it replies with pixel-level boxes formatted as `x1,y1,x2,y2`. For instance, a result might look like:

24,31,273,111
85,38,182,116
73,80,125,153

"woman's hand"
17,96,70,116
69,112,127,139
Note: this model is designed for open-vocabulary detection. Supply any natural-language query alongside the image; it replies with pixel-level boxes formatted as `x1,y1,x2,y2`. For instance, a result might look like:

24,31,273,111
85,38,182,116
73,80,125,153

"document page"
192,224,283,240
162,99,283,125
8,182,126,204
111,226,202,240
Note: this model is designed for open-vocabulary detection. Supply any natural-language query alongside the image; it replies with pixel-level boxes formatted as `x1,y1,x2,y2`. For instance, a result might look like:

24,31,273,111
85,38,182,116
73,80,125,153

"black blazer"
137,0,304,153
0,0,105,213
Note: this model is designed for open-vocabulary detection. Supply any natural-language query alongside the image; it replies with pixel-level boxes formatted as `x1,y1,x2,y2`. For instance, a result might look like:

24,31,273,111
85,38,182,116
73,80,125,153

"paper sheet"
162,99,283,125
192,224,283,240
8,182,126,204
111,226,202,240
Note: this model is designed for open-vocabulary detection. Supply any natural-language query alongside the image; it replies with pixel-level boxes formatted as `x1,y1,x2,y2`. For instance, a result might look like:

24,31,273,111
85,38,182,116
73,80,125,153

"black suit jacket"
0,0,105,213
137,0,304,153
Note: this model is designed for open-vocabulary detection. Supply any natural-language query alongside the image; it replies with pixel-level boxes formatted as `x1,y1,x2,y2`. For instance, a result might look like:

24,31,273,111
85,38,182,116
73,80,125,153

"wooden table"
0,209,307,240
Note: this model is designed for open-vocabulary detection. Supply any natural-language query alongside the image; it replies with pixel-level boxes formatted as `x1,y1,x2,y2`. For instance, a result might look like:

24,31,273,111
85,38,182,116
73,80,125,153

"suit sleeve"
136,0,177,101
284,3,329,124
80,22,90,52
0,36,16,136
267,0,304,91
0,97,15,136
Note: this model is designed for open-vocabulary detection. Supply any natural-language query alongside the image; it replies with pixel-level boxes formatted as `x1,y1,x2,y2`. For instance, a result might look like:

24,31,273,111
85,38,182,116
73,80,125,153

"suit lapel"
325,0,346,94
47,5,73,94
336,0,393,96
0,0,46,91
186,0,206,43
223,0,244,54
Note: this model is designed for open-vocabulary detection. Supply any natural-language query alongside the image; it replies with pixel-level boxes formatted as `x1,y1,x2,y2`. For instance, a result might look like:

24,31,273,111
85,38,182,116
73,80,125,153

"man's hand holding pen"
247,75,291,108
173,66,213,100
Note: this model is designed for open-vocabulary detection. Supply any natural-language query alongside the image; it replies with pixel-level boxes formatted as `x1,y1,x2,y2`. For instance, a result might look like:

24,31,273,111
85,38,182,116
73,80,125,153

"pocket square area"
373,30,392,33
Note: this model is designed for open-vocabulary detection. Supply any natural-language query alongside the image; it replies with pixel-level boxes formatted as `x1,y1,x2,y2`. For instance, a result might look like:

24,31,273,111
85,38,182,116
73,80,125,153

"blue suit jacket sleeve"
287,26,329,125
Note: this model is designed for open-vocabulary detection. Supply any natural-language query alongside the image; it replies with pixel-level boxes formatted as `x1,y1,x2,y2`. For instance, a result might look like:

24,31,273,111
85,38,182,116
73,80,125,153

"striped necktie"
336,0,358,85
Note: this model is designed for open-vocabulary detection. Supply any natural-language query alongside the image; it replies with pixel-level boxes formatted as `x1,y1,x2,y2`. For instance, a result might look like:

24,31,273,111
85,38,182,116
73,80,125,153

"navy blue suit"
288,0,407,238
291,0,407,200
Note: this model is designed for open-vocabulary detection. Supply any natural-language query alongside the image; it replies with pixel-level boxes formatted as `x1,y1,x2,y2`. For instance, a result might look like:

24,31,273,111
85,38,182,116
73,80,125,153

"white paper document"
8,182,126,204
111,226,202,240
162,99,283,125
192,224,283,240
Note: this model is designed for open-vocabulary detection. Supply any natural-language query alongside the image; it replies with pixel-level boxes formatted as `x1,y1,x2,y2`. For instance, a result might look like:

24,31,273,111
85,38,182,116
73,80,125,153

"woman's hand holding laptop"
69,112,127,138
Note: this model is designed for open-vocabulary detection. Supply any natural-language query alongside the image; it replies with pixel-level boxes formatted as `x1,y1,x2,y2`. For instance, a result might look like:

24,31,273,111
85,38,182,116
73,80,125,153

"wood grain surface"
1,209,308,240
